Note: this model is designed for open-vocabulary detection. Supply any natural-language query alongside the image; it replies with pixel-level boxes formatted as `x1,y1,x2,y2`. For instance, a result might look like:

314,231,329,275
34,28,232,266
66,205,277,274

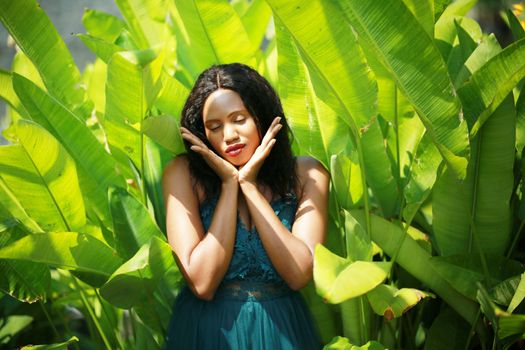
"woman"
162,63,329,349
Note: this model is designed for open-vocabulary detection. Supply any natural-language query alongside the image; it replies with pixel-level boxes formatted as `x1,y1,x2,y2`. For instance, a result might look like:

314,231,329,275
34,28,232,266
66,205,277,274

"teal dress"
164,193,322,349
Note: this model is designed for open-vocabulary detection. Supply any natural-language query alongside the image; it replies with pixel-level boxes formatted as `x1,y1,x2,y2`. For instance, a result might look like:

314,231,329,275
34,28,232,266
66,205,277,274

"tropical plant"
0,0,524,349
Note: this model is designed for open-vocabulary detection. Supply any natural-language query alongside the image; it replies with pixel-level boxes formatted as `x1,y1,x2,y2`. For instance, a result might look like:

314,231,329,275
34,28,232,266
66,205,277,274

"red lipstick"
225,144,245,157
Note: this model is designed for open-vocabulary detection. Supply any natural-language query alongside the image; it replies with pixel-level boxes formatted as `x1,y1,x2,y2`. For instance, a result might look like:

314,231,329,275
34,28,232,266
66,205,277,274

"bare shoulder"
295,156,330,199
296,156,330,182
163,154,205,204
162,154,190,184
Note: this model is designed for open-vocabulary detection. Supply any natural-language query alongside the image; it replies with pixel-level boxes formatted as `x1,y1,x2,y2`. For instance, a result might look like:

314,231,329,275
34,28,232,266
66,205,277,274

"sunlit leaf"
314,244,390,304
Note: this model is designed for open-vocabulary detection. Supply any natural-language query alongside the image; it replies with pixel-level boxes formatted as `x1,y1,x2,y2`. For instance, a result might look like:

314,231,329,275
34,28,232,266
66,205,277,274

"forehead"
202,89,247,121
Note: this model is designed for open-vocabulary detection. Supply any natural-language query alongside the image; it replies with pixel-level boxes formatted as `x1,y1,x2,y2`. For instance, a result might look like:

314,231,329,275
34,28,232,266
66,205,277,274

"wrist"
222,177,239,190
239,179,257,194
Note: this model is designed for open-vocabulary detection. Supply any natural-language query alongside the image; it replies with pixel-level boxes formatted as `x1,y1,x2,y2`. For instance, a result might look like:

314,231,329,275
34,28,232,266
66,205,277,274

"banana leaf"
108,186,166,260
12,74,126,226
274,15,349,167
366,284,433,320
339,0,470,178
115,0,168,49
170,0,256,80
0,70,29,119
433,95,515,256
314,244,390,304
0,120,85,232
0,224,50,303
350,210,480,327
82,8,126,43
0,232,121,277
0,176,42,233
0,0,88,117
100,236,173,308
330,154,364,211
268,0,378,131
458,38,525,136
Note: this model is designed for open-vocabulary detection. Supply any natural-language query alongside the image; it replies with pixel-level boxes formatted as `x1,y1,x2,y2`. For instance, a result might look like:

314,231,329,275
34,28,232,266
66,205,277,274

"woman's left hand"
238,116,282,185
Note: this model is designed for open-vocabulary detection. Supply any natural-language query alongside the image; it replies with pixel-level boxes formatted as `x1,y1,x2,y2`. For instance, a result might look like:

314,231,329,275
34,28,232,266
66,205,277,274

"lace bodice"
199,193,298,286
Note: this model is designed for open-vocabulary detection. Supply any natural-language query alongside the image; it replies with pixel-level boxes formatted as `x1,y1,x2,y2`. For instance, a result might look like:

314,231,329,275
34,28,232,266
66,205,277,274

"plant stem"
38,300,61,341
506,219,524,259
72,278,113,350
95,289,125,349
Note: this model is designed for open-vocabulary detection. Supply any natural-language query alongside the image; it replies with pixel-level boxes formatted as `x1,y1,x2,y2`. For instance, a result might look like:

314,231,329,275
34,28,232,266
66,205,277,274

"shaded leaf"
367,284,433,320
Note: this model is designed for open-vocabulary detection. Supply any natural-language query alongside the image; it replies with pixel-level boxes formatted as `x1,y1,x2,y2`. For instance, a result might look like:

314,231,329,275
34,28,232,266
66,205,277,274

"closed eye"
208,124,222,131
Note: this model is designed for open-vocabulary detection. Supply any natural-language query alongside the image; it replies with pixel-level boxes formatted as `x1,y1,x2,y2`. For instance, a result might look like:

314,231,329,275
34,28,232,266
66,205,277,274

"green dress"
164,193,322,349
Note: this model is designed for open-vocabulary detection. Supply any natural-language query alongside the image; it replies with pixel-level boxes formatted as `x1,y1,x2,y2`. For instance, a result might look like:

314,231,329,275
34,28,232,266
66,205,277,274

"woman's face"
202,89,261,167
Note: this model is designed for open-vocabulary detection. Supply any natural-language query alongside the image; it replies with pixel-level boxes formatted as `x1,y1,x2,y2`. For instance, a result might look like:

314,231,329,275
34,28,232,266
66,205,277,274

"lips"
225,143,245,157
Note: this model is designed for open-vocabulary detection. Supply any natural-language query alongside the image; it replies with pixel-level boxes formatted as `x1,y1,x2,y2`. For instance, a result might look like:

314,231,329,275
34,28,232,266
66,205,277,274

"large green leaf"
0,232,121,276
402,0,434,36
516,89,525,155
339,0,470,178
0,120,85,232
154,71,189,118
12,74,125,226
330,154,364,211
108,186,165,260
342,211,372,262
508,272,525,314
350,210,480,326
115,0,168,49
82,8,126,43
402,133,442,223
143,136,172,232
268,0,377,131
0,177,42,233
361,118,399,218
106,49,164,125
433,95,515,256
0,70,29,119
430,254,523,300
274,16,349,167
424,307,470,350
458,38,525,136
100,236,173,308
0,0,88,116
453,33,501,89
0,315,33,345
0,224,50,303
237,0,272,55
314,244,390,304
367,284,433,320
170,0,256,80
142,115,184,154
78,34,124,64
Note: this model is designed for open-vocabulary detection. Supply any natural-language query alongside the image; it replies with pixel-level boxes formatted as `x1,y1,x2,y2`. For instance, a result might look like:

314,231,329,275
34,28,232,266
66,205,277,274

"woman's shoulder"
163,154,190,178
295,156,329,178
162,154,206,203
294,156,330,199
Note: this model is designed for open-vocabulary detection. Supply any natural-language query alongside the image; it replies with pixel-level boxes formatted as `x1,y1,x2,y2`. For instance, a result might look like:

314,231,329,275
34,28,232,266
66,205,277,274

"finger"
181,131,208,149
261,118,282,146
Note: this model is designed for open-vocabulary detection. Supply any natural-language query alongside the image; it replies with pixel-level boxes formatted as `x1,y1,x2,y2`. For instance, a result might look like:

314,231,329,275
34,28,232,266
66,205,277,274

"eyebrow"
204,109,250,123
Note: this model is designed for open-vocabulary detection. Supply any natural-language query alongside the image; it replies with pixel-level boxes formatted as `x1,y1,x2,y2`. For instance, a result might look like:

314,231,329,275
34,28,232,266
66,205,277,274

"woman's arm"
162,155,238,301
239,156,329,290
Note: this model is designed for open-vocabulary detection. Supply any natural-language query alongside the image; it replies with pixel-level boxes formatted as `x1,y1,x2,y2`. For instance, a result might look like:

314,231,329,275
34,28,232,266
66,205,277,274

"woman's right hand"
180,127,239,184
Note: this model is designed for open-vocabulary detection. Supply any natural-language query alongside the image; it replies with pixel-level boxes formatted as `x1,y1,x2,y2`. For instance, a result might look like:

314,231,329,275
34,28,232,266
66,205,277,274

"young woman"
162,63,329,349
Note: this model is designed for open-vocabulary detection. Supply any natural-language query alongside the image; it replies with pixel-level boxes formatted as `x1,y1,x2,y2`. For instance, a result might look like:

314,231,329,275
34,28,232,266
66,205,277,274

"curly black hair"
180,63,297,201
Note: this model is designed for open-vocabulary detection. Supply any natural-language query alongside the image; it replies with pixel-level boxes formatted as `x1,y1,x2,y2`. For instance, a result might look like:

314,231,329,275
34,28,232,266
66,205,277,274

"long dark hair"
180,63,297,201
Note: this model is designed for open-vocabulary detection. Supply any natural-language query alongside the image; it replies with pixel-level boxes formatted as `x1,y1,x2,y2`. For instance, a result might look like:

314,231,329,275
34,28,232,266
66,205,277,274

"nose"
223,123,239,143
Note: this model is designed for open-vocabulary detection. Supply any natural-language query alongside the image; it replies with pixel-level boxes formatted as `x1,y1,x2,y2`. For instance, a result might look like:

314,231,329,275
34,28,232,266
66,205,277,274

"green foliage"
0,0,524,348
